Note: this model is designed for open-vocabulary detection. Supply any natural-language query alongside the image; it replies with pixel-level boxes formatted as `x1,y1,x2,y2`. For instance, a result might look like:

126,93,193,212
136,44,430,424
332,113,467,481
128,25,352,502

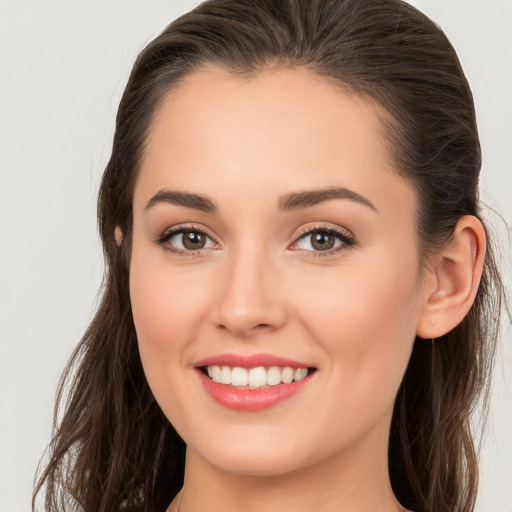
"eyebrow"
145,189,217,213
278,186,377,213
145,185,377,214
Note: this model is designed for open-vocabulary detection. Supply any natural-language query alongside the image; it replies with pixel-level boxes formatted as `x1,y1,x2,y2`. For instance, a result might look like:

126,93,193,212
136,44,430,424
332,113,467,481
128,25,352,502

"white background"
0,1,510,511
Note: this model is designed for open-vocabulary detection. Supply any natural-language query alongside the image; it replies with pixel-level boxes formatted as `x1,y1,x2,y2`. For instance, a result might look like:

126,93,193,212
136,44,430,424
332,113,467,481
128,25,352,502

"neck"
170,423,402,512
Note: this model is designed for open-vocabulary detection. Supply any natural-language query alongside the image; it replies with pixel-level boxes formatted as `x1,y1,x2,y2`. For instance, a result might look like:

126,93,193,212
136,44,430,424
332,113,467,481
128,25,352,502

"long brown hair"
33,1,505,511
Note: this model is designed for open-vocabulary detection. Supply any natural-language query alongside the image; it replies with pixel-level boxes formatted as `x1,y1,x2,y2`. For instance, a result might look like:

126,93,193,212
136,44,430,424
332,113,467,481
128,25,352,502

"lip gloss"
194,353,312,369
194,353,315,411
198,370,312,411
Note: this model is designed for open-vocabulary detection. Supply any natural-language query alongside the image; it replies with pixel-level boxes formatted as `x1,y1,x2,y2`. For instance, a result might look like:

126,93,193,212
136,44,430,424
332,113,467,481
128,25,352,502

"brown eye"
292,227,354,254
160,228,217,253
181,230,206,250
310,230,336,251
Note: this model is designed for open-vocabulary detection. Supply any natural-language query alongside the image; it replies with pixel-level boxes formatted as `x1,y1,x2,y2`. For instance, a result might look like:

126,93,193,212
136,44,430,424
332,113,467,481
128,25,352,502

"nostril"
216,321,275,337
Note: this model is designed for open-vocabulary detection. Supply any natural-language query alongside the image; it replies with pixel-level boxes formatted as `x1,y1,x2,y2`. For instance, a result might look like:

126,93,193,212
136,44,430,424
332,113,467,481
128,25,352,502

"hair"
33,1,505,511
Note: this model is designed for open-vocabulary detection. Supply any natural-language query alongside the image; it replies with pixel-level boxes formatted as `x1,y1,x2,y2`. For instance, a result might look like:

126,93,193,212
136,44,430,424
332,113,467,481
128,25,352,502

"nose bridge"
213,240,286,337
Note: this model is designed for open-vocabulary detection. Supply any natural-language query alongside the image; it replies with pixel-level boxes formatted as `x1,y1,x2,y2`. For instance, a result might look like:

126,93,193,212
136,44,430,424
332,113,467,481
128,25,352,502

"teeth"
231,367,248,386
294,368,308,381
281,367,294,384
212,365,221,382
220,366,231,385
248,367,267,387
267,366,282,386
207,365,310,388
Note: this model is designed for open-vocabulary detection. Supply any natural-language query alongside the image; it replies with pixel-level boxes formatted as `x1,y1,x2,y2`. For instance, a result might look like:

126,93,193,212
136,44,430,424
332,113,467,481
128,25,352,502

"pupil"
183,231,205,250
312,231,334,251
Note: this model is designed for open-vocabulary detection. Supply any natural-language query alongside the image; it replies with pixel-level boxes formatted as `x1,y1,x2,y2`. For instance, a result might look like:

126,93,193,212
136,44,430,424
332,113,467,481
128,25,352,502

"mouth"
199,365,314,389
194,354,317,411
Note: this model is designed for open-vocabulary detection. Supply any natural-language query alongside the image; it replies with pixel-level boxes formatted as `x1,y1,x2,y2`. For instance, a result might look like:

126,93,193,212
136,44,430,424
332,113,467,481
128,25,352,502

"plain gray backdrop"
1,1,511,511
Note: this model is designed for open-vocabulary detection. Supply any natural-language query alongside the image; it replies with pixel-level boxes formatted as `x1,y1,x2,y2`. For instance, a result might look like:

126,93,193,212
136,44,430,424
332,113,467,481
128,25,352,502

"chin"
203,450,308,477
187,428,315,477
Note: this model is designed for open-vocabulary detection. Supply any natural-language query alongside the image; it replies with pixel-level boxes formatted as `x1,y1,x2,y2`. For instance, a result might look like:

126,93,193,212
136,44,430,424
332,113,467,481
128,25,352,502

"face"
129,66,429,477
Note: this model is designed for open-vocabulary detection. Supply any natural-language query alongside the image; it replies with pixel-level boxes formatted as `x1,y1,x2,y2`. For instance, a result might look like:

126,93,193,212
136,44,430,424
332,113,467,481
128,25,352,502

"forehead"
145,65,385,171
136,65,416,222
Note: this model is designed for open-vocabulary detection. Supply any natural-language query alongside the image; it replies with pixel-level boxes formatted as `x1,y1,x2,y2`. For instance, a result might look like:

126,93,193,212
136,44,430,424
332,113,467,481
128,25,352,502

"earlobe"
416,215,486,339
114,226,123,246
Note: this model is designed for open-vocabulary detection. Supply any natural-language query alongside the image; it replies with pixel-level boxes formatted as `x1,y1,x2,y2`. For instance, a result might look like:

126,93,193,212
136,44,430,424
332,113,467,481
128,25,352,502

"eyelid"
154,222,355,257
289,223,355,256
154,223,220,255
293,223,353,240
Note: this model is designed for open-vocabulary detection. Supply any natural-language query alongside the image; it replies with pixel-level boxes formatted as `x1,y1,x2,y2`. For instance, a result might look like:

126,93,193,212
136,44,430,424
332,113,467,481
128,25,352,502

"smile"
194,354,316,411
204,365,310,388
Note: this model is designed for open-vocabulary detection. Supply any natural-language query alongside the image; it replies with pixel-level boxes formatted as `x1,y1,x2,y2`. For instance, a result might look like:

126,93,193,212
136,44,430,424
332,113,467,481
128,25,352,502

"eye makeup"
154,223,219,257
153,222,355,258
290,224,355,257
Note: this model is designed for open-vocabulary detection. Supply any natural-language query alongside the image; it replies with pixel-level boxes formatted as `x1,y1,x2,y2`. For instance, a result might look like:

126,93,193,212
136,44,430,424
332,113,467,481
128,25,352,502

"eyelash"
154,224,355,258
292,225,355,257
154,224,217,257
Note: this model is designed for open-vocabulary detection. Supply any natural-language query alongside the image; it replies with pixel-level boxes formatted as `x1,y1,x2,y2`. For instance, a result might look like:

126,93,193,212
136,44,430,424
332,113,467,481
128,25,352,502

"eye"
171,230,213,250
156,227,217,254
291,226,354,254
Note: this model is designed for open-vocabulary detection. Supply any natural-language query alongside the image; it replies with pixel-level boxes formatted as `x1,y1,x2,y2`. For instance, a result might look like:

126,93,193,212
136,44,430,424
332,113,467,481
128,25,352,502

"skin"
127,66,485,512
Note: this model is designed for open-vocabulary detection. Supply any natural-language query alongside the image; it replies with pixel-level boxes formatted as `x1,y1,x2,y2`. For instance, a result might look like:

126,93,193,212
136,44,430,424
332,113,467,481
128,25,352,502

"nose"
211,247,287,338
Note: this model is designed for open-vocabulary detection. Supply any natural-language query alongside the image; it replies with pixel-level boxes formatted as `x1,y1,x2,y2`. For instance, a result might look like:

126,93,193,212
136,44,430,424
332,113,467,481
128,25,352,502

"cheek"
128,244,212,399
130,250,209,351
128,249,219,435
304,255,419,337
298,250,421,409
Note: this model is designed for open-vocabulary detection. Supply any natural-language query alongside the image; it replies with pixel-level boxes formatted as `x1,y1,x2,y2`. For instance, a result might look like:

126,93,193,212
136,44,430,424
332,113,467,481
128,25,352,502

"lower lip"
198,371,312,411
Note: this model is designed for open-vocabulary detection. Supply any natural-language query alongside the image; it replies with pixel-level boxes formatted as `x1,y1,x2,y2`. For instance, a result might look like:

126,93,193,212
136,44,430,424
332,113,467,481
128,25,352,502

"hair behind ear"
390,214,503,511
416,215,486,340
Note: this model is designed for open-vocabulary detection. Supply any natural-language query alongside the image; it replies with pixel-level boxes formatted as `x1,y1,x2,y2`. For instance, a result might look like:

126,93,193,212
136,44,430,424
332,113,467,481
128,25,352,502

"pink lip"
194,353,313,369
197,371,313,411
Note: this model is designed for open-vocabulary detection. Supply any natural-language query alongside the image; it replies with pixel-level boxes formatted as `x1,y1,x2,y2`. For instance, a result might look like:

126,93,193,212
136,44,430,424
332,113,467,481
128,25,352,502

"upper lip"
194,353,315,369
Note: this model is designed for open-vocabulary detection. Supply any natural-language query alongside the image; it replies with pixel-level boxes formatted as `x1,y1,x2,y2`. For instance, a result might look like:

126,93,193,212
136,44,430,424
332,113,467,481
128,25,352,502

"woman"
33,1,505,511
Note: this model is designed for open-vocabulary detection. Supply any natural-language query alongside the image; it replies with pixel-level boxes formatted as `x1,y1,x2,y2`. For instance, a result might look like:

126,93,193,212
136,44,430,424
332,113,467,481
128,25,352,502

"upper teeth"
206,365,309,388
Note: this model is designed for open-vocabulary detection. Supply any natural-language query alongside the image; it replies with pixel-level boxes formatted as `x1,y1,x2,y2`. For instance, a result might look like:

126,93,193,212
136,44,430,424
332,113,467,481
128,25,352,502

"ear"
416,215,486,339
114,226,123,246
